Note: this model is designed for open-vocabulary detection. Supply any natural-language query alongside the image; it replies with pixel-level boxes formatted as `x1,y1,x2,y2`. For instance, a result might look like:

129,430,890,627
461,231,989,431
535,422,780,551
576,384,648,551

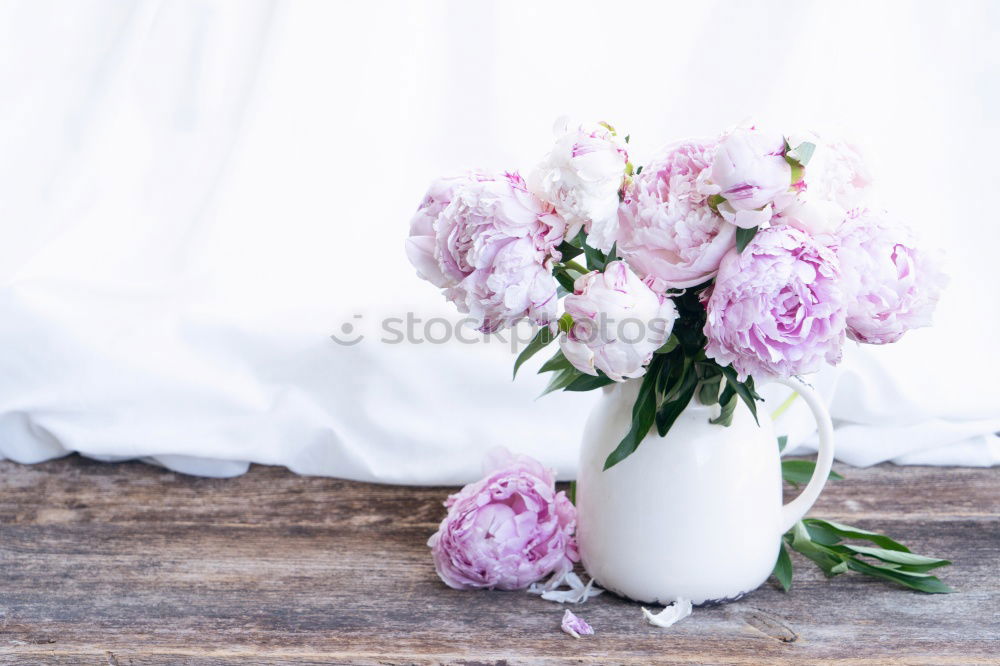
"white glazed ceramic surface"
576,377,834,605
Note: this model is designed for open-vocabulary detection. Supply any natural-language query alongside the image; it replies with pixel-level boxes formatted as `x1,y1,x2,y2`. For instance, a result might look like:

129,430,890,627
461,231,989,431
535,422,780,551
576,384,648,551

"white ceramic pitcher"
576,376,834,605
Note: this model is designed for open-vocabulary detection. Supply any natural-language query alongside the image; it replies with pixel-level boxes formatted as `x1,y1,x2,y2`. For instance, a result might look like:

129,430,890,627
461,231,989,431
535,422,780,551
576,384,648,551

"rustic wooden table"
0,456,997,665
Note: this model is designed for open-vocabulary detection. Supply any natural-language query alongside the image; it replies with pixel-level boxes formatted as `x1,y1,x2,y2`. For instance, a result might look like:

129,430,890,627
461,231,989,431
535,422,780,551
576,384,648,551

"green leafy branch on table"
771,441,953,594
775,517,953,594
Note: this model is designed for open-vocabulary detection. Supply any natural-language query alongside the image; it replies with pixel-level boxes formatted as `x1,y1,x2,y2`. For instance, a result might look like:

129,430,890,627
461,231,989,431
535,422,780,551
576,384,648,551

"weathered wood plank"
0,456,997,664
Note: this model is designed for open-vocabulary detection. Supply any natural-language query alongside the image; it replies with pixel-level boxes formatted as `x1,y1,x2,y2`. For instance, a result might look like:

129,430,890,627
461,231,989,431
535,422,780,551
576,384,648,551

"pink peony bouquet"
407,119,946,469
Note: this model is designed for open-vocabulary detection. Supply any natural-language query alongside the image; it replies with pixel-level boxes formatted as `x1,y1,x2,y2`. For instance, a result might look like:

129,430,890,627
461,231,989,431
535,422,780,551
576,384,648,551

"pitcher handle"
775,376,835,534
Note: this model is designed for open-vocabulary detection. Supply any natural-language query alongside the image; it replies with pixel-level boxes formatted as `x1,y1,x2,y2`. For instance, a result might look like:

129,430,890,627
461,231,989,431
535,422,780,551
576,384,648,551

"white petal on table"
641,598,693,628
528,571,603,604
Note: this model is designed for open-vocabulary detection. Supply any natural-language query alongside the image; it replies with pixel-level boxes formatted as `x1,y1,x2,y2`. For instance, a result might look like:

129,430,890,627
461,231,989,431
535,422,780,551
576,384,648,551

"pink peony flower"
405,172,567,332
835,211,947,344
777,133,874,236
704,226,846,380
617,140,736,290
560,261,678,382
706,126,792,228
427,449,578,591
405,174,469,289
528,118,628,249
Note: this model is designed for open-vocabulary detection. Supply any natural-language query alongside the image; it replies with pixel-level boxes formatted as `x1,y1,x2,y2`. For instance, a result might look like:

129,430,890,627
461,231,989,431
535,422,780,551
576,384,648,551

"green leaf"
660,357,693,405
842,545,951,570
781,459,844,487
567,480,576,505
513,326,555,379
773,543,793,592
696,375,722,406
653,354,671,387
709,386,737,426
790,141,816,166
583,239,609,272
603,370,658,470
801,522,844,547
554,267,577,292
803,519,911,552
537,350,572,374
847,560,939,578
635,165,643,175
735,225,759,253
564,372,615,392
719,366,760,425
694,359,722,377
555,240,583,262
788,521,845,576
655,335,679,355
654,374,697,437
782,138,810,182
631,366,658,423
539,366,582,398
652,357,677,398
846,559,954,594
777,435,788,452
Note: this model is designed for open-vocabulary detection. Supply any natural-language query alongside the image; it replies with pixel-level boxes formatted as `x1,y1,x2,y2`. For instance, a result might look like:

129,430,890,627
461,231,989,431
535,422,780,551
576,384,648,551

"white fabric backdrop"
1,0,998,483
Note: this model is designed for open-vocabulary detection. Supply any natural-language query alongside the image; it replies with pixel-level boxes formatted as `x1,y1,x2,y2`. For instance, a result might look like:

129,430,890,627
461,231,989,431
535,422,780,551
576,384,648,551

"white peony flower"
707,125,791,228
528,117,628,249
778,132,875,235
560,261,678,382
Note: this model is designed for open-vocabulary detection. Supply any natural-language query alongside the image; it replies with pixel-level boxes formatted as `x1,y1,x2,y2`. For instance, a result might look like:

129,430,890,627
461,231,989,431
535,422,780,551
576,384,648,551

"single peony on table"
427,449,578,591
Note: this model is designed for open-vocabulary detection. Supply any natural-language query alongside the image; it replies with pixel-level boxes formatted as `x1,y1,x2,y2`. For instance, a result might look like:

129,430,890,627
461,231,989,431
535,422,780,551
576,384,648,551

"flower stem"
770,390,800,421
562,260,588,275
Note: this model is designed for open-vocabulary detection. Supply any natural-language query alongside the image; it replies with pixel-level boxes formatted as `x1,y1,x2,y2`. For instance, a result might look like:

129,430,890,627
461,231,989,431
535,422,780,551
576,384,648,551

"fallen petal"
641,598,693,628
529,571,603,604
528,569,570,594
561,609,594,638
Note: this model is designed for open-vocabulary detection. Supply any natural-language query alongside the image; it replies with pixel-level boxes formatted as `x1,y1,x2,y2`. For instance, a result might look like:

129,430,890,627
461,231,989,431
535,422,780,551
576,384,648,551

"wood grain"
0,456,997,665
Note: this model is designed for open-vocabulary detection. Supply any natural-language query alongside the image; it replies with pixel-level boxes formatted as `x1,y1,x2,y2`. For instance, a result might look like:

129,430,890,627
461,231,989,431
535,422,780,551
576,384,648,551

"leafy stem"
771,459,953,594
773,518,953,594
770,390,800,421
561,259,589,276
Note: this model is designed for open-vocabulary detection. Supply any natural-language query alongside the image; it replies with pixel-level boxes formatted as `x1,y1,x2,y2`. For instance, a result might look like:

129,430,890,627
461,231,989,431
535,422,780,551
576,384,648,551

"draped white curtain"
1,0,997,482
